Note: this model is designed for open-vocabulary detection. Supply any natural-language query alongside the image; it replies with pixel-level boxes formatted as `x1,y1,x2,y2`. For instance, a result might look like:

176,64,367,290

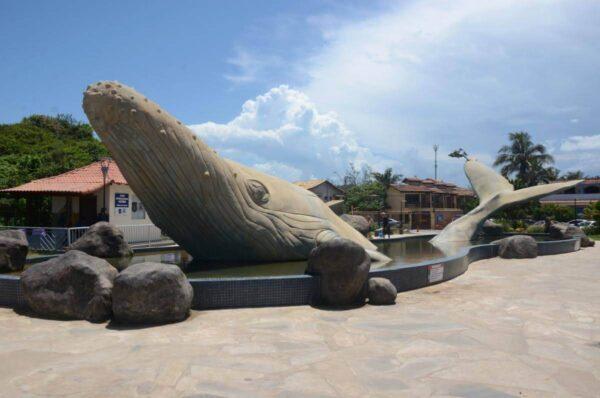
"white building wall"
108,184,154,226
108,184,161,243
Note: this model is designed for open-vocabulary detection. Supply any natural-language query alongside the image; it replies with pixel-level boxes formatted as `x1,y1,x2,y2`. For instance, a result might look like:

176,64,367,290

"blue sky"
2,0,600,185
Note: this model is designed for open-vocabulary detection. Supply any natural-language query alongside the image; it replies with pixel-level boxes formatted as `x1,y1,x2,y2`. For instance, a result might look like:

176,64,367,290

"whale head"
83,81,377,262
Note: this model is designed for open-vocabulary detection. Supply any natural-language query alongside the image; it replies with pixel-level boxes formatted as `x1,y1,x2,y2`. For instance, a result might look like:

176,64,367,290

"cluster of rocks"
490,220,595,259
549,222,595,247
19,222,193,325
307,238,397,307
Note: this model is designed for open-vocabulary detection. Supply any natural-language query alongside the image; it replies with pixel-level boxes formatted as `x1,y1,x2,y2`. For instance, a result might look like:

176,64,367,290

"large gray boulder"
549,222,595,247
0,229,28,272
492,235,538,259
340,214,371,236
112,262,193,324
21,250,118,322
481,220,504,236
307,238,371,306
366,277,397,305
69,222,133,258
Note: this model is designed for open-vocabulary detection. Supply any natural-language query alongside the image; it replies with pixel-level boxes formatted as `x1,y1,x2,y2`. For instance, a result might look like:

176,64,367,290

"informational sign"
428,264,444,283
114,193,129,216
115,193,129,207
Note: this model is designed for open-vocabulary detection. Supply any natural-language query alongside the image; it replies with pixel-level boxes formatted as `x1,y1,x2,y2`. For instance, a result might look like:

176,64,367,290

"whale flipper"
431,159,581,244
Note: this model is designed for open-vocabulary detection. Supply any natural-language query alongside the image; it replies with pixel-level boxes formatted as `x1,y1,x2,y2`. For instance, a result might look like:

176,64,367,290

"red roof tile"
1,160,127,195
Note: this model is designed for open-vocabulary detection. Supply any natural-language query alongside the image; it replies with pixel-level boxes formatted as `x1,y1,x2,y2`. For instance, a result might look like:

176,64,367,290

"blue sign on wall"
115,193,129,208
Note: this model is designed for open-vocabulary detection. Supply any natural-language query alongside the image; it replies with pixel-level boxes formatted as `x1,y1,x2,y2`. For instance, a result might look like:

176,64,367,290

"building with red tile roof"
365,177,475,230
2,161,127,195
1,160,154,228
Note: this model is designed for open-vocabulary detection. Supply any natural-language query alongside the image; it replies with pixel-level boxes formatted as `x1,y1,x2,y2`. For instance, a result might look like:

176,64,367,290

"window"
131,198,146,220
405,194,420,207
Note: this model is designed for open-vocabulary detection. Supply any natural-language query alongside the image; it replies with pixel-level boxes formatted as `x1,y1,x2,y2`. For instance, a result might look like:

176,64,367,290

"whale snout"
83,81,151,133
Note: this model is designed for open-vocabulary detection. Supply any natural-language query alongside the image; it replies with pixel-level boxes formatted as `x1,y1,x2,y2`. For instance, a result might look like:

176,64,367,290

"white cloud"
211,0,600,184
188,85,385,181
297,0,600,181
224,47,282,84
559,134,600,152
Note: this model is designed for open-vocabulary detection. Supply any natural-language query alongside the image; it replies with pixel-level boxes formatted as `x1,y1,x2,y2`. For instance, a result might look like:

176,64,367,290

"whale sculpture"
83,81,388,263
431,158,581,244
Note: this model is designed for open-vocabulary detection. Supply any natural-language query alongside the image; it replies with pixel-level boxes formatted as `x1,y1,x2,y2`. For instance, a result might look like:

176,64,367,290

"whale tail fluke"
431,159,582,244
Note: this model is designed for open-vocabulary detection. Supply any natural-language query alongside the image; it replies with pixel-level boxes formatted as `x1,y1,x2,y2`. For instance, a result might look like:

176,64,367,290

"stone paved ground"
0,246,598,397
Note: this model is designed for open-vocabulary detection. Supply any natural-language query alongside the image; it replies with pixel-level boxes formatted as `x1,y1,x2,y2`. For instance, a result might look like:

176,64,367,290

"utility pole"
433,144,439,180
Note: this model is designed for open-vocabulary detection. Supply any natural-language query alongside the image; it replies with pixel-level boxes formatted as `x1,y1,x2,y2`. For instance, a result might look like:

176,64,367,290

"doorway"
79,195,98,226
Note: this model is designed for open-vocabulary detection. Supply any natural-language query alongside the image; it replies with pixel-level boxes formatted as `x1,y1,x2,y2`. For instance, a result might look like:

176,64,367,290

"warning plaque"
428,264,444,283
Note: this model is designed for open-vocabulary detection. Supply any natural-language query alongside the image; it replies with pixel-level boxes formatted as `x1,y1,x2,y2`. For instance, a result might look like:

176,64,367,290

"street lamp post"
433,144,439,181
100,158,111,221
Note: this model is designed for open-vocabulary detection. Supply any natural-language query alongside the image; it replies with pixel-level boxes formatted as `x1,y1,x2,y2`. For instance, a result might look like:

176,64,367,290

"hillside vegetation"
0,114,108,225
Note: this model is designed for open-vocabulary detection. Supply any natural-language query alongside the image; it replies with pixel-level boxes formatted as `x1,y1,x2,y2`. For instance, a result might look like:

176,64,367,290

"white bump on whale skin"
204,171,210,177
130,109,137,114
159,129,167,135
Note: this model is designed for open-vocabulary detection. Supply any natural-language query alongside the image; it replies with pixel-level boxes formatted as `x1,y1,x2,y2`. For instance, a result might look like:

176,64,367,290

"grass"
589,234,600,241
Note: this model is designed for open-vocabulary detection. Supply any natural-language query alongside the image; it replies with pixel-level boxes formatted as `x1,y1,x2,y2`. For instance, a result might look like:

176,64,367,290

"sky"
1,0,599,185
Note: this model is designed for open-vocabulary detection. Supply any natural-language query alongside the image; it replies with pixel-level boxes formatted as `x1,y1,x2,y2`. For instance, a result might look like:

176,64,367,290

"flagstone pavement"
0,246,598,397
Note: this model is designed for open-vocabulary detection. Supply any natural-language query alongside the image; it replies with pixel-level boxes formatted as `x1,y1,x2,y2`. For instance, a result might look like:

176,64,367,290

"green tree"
493,132,554,186
0,114,109,225
371,168,402,209
344,181,385,212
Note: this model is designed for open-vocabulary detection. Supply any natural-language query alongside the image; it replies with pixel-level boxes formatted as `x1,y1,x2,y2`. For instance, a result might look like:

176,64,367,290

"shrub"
533,204,576,222
583,201,600,224
526,225,545,234
495,219,514,232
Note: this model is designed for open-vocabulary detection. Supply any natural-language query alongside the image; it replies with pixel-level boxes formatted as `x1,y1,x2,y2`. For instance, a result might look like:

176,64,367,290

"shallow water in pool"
120,237,464,278
20,235,553,278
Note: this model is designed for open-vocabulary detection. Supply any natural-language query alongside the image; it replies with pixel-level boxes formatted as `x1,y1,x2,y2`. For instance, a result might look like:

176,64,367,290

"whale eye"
246,179,270,205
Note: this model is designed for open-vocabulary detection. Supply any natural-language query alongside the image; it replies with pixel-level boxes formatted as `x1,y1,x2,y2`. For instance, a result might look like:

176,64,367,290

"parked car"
568,219,588,227
578,220,596,228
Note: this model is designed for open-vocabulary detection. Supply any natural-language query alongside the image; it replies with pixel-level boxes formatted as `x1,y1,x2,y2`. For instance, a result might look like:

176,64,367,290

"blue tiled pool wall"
0,237,582,310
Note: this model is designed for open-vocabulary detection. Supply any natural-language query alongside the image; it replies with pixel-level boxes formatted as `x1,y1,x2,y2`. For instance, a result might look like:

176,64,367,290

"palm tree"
527,159,559,185
560,170,586,181
493,132,554,186
371,168,402,209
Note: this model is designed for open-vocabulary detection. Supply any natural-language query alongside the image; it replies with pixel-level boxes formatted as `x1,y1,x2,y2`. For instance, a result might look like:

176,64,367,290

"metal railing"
0,224,166,252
